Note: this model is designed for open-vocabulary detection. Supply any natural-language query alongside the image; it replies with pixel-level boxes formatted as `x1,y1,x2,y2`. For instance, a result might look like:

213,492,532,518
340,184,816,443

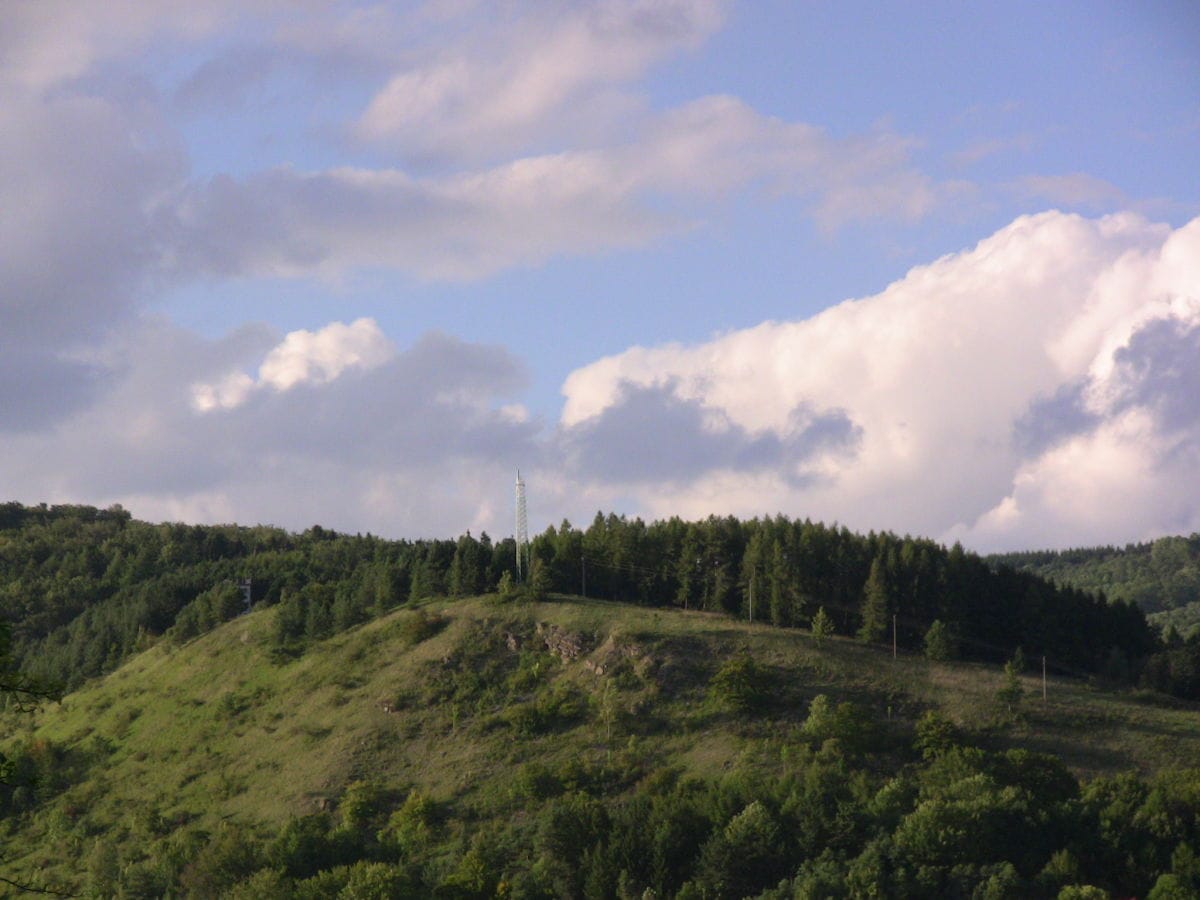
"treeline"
0,502,504,690
0,502,1173,696
524,513,1156,680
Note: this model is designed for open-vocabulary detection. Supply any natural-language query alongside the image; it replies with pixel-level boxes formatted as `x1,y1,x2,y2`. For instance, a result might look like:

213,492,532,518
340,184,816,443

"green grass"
3,592,1200,891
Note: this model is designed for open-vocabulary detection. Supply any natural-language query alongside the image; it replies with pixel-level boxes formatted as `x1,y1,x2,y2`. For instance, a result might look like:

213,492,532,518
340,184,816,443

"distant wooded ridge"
988,535,1200,640
2,500,1196,699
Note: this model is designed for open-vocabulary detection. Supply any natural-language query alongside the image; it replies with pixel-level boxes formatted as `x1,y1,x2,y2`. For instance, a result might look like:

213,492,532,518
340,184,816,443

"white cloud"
559,211,1200,550
191,317,396,411
0,318,540,539
5,212,1196,550
356,0,725,161
258,317,395,390
0,0,278,91
170,95,946,282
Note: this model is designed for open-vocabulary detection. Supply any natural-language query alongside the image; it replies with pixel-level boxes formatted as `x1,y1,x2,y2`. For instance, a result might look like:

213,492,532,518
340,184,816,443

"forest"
0,502,1178,696
3,502,1200,897
990,535,1200,614
991,535,1200,644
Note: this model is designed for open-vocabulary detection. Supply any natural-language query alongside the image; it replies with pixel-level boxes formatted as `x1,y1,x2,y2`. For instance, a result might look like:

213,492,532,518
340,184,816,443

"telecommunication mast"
515,470,529,581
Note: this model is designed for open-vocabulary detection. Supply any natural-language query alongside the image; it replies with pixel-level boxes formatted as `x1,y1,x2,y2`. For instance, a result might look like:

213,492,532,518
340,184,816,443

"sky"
2,0,1199,552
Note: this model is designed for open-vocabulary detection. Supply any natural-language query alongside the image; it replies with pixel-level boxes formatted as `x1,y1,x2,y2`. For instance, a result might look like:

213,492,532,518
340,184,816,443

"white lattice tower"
515,470,529,581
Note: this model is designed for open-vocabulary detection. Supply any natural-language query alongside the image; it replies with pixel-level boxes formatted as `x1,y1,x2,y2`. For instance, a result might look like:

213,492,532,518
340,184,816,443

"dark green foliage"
810,606,834,644
0,502,482,687
914,710,964,760
991,533,1200,615
8,603,1200,900
267,814,361,880
395,609,446,646
708,654,771,712
800,694,879,753
923,618,957,661
694,800,788,898
1141,637,1200,698
177,823,262,897
997,656,1025,713
858,555,892,643
506,685,586,736
9,504,1200,897
0,501,1172,699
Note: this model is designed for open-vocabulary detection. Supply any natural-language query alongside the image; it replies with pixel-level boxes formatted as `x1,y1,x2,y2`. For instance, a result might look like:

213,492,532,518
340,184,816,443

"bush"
267,815,360,880
811,608,835,645
178,823,262,897
708,655,771,712
507,685,585,736
923,620,957,661
695,801,788,897
397,610,446,646
997,658,1025,714
914,711,964,760
801,695,878,753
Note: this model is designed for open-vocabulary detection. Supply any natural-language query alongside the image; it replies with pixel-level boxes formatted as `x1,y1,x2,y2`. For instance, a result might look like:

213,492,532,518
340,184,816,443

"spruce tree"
923,619,956,661
811,607,834,645
858,556,890,643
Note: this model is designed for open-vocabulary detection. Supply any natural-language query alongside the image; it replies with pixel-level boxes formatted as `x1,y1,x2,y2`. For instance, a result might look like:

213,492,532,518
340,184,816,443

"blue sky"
2,0,1198,550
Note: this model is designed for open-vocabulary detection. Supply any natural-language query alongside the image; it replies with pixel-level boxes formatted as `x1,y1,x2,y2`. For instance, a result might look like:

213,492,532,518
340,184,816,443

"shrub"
997,658,1025,714
708,655,771,712
397,610,446,646
801,695,878,753
914,711,964,760
811,608,835,646
923,620,957,661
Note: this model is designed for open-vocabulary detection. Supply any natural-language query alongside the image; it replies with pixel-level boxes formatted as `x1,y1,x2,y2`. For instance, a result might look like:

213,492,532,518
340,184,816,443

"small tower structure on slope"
515,469,529,582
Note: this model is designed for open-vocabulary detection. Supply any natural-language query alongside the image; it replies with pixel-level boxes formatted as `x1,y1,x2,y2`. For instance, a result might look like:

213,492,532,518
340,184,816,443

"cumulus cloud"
0,319,540,538
559,212,1200,550
257,317,395,392
6,4,1190,550
560,381,860,485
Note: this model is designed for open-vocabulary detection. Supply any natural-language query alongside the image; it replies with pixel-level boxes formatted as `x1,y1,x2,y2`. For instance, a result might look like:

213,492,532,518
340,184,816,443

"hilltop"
2,593,1200,897
3,502,1200,895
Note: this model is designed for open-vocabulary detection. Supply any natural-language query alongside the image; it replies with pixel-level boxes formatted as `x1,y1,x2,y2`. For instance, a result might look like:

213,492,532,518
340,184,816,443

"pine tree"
811,607,834,646
923,619,956,661
997,656,1025,712
858,556,890,643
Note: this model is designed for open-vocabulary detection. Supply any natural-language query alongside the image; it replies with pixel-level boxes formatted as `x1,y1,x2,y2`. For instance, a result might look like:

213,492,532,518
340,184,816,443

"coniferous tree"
923,619,957,661
811,607,835,646
859,556,891,643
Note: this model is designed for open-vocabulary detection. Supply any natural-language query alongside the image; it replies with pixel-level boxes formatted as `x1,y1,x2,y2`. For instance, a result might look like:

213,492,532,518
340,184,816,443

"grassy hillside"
3,594,1200,896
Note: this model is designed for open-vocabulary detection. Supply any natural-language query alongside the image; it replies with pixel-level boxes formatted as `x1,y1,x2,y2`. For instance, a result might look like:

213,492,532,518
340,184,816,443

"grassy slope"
5,594,1200,888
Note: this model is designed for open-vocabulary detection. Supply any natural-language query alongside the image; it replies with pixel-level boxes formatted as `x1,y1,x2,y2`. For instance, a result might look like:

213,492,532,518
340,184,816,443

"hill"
3,594,1200,897
989,534,1200,637
0,502,1164,697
